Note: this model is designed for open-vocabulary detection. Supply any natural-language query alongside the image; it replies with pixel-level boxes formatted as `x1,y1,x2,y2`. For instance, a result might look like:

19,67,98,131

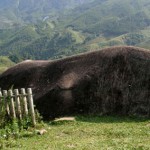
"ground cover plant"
0,95,43,149
0,115,150,150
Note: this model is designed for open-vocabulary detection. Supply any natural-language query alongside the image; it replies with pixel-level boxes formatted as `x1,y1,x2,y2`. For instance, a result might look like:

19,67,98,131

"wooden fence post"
0,90,2,112
14,89,22,120
8,90,16,119
0,88,36,125
0,90,2,99
27,88,36,126
21,88,28,117
3,90,10,116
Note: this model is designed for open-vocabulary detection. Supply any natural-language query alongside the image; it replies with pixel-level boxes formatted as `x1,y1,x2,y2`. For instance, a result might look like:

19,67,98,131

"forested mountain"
0,0,94,28
0,0,150,62
63,0,150,34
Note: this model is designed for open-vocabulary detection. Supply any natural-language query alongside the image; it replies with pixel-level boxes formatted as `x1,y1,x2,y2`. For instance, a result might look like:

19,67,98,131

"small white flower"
3,134,6,137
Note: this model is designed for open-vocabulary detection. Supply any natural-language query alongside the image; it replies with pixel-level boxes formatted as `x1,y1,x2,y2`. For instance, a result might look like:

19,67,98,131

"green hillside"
63,0,150,34
0,0,150,62
0,56,15,74
0,0,94,29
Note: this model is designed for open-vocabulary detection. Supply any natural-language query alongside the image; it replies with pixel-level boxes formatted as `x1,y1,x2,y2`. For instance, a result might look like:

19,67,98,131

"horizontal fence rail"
0,88,36,126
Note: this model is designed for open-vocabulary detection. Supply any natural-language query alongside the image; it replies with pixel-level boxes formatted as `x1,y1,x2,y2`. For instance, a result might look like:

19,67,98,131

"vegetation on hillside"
0,0,150,62
0,56,15,74
0,0,94,29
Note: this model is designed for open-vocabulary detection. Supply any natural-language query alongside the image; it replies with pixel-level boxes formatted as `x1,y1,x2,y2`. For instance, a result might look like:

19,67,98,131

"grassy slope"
0,56,15,74
83,27,150,51
1,116,150,150
64,0,150,32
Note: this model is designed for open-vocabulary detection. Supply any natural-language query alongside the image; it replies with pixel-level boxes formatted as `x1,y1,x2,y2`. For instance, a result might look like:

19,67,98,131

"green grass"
0,116,150,150
0,56,15,74
67,28,85,44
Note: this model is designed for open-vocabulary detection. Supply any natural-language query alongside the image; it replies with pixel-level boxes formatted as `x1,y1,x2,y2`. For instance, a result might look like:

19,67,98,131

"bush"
0,95,42,140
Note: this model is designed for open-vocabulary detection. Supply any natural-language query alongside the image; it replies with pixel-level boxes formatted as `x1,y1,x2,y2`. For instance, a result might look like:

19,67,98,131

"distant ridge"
0,0,150,62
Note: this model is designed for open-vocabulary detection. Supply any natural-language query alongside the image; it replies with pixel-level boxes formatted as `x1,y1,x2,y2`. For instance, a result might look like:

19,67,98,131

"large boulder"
0,46,150,119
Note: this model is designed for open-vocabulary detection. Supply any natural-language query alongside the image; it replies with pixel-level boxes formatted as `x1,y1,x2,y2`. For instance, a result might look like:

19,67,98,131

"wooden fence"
0,88,36,126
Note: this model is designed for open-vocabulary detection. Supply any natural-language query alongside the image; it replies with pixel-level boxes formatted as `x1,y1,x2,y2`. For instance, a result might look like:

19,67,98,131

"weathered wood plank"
8,90,16,119
14,89,22,120
3,90,10,116
27,88,36,126
21,88,28,117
